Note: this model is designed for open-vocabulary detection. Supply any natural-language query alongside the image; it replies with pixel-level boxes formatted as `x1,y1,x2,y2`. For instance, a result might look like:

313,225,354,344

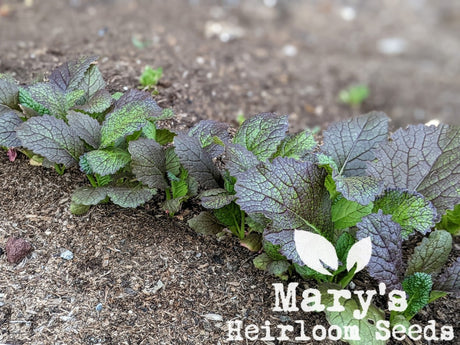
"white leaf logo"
294,230,338,276
346,236,372,273
294,231,373,275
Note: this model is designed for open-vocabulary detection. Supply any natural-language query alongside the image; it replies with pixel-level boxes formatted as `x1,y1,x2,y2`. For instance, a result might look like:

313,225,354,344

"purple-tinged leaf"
374,189,437,238
334,174,384,205
433,258,460,297
0,110,22,147
128,138,168,190
75,64,106,101
368,124,460,213
235,157,333,237
356,210,404,290
7,148,17,162
322,112,389,177
100,90,163,148
233,112,288,161
174,134,222,189
188,120,230,158
67,111,101,148
225,143,260,177
0,74,19,110
16,115,84,167
49,56,98,93
106,186,156,208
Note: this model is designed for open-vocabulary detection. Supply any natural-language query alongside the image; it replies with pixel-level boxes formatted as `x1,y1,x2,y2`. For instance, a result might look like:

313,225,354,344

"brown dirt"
0,0,459,344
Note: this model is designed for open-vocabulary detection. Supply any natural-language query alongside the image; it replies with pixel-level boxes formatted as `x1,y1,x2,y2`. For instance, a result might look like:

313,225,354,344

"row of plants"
1,57,459,344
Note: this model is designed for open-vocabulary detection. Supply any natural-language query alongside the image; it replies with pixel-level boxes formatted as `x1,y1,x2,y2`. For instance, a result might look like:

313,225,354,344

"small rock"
203,313,223,321
340,6,356,22
377,37,407,55
96,303,103,312
60,250,74,261
6,237,33,263
282,44,298,57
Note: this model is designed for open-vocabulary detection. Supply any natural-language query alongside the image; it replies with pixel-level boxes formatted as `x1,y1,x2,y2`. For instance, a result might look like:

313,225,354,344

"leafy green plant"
339,84,370,107
139,66,163,89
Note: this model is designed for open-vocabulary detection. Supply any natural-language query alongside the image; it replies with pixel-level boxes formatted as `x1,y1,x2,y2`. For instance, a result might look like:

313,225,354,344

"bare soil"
0,0,459,344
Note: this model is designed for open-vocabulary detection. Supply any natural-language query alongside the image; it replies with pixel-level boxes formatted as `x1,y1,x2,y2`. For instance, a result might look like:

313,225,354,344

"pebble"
60,250,74,261
377,37,407,55
282,44,298,57
340,7,356,22
96,303,103,312
203,313,223,321
6,237,33,263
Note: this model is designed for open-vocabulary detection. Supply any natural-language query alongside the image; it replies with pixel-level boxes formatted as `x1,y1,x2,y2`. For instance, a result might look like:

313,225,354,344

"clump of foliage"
339,84,370,107
1,57,459,345
139,66,163,89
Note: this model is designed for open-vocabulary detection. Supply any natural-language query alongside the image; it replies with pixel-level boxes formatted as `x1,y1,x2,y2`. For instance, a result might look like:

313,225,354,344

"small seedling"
139,66,163,89
339,84,369,107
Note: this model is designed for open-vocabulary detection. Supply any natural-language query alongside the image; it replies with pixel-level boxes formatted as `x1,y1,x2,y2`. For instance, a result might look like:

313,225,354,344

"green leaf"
294,263,329,282
339,85,370,106
369,124,460,213
188,211,225,235
373,189,438,238
331,196,373,230
335,232,355,263
171,168,189,199
0,110,22,147
436,203,460,236
16,115,84,167
129,138,168,190
85,148,131,176
200,188,235,209
23,83,67,118
235,157,333,237
139,66,163,87
107,186,156,208
253,253,290,280
100,90,163,148
262,240,286,261
273,129,317,160
233,112,288,161
67,111,101,148
71,186,109,206
18,87,50,115
213,202,242,230
406,230,452,276
402,272,432,320
69,201,91,215
155,128,176,145
165,146,181,176
162,198,185,214
428,290,448,304
320,283,386,345
0,74,19,110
